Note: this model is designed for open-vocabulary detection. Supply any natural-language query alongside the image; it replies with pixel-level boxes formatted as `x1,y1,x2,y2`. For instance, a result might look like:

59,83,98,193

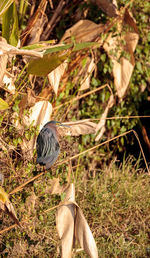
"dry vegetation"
0,0,150,257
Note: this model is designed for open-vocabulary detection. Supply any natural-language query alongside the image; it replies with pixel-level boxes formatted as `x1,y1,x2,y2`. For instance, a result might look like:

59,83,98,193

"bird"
36,119,97,169
36,121,69,169
0,176,21,226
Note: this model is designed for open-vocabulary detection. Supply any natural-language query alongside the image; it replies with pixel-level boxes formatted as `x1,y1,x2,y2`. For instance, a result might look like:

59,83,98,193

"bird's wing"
36,127,60,164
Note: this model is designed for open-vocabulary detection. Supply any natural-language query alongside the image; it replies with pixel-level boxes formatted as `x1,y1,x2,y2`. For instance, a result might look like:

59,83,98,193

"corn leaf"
0,0,14,16
0,98,9,110
27,50,71,76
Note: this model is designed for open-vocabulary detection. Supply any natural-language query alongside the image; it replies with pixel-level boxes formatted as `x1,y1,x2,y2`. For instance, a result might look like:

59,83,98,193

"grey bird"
36,121,68,169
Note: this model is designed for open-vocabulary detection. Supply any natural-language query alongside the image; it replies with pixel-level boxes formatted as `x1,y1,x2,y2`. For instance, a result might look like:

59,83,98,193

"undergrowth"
0,157,150,257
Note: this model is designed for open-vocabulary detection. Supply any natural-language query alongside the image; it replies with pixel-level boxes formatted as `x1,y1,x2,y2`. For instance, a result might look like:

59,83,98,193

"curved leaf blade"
0,97,9,110
27,50,71,76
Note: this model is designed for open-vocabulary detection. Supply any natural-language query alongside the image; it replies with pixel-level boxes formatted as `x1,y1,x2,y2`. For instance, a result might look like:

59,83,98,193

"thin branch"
53,84,110,110
9,130,149,196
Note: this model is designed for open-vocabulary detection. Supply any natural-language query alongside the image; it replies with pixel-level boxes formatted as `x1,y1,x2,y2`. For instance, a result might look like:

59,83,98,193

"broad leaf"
58,119,97,136
0,97,9,110
27,49,71,76
0,0,14,16
2,2,19,46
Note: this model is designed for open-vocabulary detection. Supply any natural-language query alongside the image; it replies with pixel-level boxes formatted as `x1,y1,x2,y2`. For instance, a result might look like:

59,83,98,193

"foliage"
0,0,150,257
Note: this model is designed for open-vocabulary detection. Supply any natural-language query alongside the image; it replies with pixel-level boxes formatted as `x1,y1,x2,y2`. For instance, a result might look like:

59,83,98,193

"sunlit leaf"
27,50,71,76
58,119,97,136
0,97,9,110
0,0,14,16
56,184,98,258
2,2,19,46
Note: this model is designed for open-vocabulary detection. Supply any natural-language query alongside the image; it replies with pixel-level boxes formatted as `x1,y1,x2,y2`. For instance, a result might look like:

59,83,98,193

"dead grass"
0,152,150,257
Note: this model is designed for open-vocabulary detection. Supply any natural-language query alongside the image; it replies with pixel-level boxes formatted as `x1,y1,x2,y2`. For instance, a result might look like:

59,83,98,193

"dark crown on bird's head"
44,121,64,128
44,120,70,128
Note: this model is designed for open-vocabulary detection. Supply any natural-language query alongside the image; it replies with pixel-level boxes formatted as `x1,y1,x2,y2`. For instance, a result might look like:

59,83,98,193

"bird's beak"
59,123,70,128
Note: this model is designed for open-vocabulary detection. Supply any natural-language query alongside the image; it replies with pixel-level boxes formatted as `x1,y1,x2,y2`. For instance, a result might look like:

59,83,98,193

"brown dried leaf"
113,58,134,99
60,20,104,44
47,61,68,95
104,30,138,99
58,120,97,136
46,178,64,195
56,184,98,258
23,100,52,129
124,9,138,33
2,73,15,94
0,37,8,85
13,101,52,159
21,0,47,46
75,207,98,258
0,37,43,58
19,88,36,116
56,184,75,258
95,95,114,141
79,57,96,91
23,101,52,157
5,200,21,226
25,191,37,215
90,0,118,17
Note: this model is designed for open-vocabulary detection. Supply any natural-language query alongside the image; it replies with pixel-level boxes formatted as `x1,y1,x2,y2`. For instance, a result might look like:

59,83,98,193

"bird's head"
44,121,70,128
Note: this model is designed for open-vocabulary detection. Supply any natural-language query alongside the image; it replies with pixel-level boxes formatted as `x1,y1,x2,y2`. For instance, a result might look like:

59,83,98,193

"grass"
75,157,150,257
0,153,150,257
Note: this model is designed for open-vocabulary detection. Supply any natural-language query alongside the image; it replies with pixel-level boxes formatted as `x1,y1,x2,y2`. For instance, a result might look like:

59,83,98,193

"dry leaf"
23,100,52,130
0,186,20,226
124,9,138,33
47,19,102,94
21,0,47,46
0,37,43,58
47,61,68,95
25,191,37,215
56,184,75,258
19,88,36,116
95,95,114,141
2,73,15,94
23,100,52,157
79,57,96,91
58,119,97,136
113,58,134,99
104,29,138,99
75,207,98,258
46,178,65,195
90,0,118,17
13,101,52,158
0,37,8,85
56,184,98,258
60,20,104,43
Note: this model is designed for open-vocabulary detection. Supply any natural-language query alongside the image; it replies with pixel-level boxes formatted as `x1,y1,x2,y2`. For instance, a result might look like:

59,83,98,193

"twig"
53,84,110,110
9,172,44,195
42,0,65,40
0,224,17,234
90,116,150,121
9,130,149,196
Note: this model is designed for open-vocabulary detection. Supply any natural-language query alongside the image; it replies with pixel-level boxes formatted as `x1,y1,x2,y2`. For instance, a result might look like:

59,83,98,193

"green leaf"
0,98,9,110
2,2,19,46
27,50,71,76
9,2,19,46
0,0,14,16
2,3,12,42
136,62,142,73
73,41,100,51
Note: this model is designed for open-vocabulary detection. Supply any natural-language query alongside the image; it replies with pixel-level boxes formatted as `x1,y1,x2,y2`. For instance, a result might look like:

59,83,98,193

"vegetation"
0,0,150,257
